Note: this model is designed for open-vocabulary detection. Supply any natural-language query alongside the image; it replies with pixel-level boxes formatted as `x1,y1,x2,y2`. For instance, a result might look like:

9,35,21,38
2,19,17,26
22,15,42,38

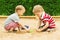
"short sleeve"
43,18,49,23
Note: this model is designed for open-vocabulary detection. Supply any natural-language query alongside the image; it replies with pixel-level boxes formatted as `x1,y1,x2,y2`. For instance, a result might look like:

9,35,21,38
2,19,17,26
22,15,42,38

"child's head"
33,5,44,16
15,5,25,16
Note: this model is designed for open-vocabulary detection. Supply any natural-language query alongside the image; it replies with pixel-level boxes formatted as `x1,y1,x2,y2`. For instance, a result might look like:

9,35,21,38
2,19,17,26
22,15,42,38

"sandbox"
0,16,60,40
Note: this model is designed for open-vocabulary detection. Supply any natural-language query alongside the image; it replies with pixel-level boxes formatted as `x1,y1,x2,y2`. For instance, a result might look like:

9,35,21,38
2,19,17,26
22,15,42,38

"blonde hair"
33,5,44,13
15,5,25,12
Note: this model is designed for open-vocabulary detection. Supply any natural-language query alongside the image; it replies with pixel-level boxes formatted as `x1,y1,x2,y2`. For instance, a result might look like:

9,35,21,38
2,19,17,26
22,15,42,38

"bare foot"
47,28,56,32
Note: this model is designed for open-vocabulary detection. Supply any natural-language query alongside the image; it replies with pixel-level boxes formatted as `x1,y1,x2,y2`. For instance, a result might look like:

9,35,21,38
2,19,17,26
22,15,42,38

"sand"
0,17,60,40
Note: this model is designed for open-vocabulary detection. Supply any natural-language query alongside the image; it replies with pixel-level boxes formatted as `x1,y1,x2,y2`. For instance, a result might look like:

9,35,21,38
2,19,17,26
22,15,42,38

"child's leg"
5,22,19,32
8,27,14,32
47,28,56,32
36,24,56,32
5,26,14,32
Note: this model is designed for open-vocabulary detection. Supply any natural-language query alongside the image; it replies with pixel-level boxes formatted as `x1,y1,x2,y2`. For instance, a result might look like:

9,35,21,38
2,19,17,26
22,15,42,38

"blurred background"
0,0,60,16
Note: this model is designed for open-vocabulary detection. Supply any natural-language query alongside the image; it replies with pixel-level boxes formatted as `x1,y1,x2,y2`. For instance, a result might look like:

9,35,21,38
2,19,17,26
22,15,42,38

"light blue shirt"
4,13,20,27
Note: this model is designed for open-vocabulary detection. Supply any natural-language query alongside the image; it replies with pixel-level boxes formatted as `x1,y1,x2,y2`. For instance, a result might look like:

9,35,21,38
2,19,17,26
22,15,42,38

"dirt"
0,17,60,40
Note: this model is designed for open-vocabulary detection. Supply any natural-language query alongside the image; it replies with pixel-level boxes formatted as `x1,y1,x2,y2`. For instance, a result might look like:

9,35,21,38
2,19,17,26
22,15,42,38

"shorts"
5,22,19,31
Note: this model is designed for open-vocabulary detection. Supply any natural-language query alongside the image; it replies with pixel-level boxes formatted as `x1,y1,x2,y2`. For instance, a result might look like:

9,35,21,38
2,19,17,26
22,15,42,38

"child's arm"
41,22,49,31
37,19,41,29
17,22,28,31
16,22,25,31
37,22,49,32
35,15,41,29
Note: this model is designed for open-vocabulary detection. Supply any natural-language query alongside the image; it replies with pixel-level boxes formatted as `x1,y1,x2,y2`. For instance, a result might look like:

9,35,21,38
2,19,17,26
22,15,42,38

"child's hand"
36,28,46,32
22,25,30,30
36,28,42,32
22,25,30,32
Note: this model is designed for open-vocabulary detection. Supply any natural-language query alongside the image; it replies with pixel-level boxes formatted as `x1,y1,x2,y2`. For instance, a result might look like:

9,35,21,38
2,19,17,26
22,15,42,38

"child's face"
34,12,42,17
17,10,25,16
33,8,44,17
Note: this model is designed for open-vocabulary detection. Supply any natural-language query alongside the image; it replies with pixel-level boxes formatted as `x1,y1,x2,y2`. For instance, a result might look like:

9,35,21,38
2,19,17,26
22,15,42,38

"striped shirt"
40,12,55,28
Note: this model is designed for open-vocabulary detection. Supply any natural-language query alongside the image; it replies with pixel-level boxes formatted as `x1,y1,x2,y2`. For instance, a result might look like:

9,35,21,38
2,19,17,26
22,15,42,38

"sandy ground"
0,17,60,40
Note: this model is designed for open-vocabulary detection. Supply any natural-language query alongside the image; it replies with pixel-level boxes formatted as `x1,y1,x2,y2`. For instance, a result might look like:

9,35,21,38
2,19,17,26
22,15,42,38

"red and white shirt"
40,12,56,29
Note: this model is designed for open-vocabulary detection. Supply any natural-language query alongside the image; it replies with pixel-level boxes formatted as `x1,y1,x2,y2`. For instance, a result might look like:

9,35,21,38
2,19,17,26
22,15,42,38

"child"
33,5,56,32
4,5,30,32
